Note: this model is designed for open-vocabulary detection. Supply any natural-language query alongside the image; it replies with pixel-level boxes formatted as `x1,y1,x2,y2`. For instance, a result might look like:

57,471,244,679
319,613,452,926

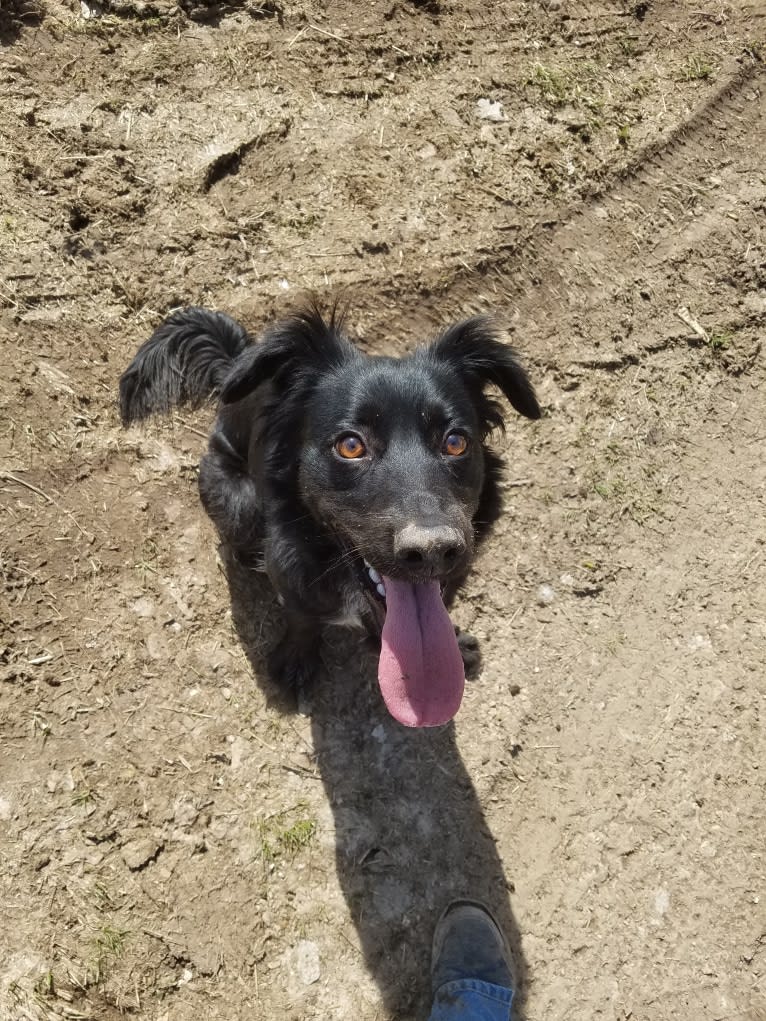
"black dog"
120,302,540,727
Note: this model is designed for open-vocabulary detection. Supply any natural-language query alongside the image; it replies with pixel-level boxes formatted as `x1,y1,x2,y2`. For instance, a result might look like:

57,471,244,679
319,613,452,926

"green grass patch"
527,61,605,115
682,55,715,81
278,819,317,854
94,925,129,958
594,477,627,500
708,330,733,352
255,808,317,864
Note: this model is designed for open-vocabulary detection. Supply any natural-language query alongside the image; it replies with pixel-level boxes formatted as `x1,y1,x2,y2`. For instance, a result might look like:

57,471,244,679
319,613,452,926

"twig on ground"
157,705,215,719
0,470,54,503
675,306,709,342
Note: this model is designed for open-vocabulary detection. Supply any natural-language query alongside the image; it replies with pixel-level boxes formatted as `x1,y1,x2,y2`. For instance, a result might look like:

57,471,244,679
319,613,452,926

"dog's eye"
443,432,469,457
335,434,367,459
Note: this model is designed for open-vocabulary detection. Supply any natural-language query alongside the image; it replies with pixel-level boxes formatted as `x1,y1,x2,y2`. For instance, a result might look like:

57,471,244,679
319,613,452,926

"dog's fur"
120,303,540,696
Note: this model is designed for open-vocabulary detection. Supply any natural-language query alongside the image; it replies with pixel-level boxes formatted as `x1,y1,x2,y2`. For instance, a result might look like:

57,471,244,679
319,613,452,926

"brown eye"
443,432,469,457
335,434,366,459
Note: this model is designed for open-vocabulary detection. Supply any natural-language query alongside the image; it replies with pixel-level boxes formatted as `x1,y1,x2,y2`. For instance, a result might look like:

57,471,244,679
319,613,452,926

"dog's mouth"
358,558,465,729
361,559,388,604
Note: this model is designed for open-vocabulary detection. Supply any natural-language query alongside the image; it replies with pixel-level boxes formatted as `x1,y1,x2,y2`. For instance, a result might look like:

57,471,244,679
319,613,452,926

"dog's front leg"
267,609,322,705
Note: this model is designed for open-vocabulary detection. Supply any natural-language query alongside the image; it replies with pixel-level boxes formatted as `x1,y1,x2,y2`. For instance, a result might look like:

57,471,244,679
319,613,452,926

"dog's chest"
325,583,370,630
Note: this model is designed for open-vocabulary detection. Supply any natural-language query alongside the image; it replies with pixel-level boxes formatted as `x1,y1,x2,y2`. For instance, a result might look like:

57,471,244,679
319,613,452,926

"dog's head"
221,303,540,727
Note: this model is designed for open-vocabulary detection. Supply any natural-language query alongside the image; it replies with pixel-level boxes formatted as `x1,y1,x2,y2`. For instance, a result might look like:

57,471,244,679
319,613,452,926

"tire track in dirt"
366,56,765,361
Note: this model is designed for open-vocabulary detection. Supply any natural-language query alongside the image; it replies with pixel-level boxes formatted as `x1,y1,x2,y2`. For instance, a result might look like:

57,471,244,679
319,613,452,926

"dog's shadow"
224,552,528,1018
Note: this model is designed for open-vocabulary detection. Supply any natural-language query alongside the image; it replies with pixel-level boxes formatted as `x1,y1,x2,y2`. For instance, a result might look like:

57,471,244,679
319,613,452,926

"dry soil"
1,2,765,1019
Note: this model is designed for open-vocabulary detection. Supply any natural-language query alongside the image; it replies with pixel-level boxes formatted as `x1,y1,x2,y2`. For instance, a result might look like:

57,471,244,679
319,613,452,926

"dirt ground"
1,1,765,1018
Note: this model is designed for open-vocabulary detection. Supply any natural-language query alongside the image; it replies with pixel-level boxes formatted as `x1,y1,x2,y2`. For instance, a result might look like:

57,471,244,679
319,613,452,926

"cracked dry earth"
1,2,765,1020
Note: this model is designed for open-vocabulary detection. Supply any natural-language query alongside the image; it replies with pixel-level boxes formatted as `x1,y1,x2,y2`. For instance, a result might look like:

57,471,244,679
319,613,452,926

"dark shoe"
431,899,514,995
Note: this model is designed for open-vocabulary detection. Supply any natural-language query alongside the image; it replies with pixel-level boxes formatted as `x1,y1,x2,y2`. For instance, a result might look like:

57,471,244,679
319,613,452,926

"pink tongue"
378,577,465,728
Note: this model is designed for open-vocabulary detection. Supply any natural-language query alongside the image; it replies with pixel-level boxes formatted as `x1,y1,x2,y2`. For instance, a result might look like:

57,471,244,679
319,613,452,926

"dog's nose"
393,523,467,575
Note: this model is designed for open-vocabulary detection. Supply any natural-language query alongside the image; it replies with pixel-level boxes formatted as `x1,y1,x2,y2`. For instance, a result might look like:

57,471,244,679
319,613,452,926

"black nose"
393,523,467,576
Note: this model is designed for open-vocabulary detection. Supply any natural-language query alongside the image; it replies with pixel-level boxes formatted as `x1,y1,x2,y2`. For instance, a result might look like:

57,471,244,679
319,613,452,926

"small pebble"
291,940,320,985
476,98,507,122
121,837,163,871
536,584,556,606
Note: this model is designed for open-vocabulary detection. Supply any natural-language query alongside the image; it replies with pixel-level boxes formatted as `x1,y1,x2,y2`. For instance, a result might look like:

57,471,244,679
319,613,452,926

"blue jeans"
428,978,514,1020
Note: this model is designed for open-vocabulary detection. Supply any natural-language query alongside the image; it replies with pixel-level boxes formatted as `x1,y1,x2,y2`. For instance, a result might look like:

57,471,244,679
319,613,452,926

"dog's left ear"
427,317,541,422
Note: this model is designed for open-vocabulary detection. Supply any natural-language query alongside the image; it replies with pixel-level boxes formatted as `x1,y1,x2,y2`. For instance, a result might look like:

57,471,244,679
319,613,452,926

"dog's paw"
267,640,319,713
456,629,482,679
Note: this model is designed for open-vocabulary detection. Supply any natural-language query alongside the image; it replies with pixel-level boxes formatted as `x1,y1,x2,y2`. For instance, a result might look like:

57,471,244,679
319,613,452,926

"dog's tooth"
368,566,381,585
376,582,386,598
363,559,371,569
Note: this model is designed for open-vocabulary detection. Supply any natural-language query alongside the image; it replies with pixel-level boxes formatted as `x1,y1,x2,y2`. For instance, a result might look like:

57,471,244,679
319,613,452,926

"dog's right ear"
219,303,356,404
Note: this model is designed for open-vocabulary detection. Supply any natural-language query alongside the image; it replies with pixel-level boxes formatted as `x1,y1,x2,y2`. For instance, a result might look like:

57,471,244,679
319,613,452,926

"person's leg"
427,901,515,1021
428,980,512,1021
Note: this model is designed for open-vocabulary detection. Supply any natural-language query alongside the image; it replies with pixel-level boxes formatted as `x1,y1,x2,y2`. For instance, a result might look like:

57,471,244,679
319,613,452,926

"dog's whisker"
308,543,367,586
